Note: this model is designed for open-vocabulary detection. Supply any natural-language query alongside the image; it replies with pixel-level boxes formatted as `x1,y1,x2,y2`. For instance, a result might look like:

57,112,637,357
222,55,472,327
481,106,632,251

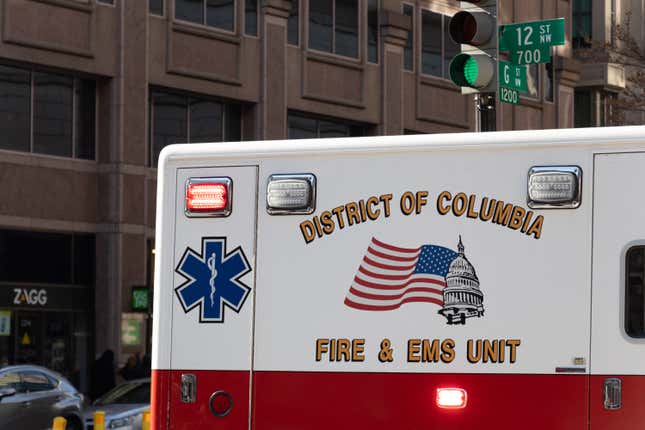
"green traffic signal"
450,54,478,88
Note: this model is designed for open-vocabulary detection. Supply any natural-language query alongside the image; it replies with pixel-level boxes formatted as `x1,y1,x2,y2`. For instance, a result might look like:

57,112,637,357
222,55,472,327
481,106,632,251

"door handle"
180,374,196,404
21,401,31,407
604,378,621,410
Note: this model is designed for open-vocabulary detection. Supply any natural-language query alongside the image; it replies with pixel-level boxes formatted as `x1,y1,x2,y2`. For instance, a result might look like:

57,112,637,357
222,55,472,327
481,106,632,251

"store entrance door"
15,312,43,365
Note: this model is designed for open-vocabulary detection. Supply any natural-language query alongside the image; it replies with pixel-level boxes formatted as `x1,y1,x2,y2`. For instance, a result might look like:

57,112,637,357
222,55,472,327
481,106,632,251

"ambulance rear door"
168,165,258,430
591,152,645,428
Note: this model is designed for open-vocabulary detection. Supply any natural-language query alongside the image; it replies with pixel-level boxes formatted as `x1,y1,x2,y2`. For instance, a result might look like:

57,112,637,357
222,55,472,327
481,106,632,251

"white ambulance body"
152,126,645,430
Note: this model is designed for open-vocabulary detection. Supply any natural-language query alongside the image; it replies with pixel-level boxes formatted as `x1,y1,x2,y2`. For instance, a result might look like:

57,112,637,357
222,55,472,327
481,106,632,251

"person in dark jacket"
90,349,116,401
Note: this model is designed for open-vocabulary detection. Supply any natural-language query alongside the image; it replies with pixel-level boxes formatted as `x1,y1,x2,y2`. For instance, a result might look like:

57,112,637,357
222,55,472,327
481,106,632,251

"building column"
95,0,149,363
556,57,580,128
260,0,292,140
380,10,411,135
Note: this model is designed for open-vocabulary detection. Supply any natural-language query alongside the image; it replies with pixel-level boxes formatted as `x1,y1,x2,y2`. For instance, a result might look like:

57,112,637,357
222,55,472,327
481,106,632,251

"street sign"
499,18,565,50
499,61,528,91
499,18,564,64
508,46,552,65
499,87,520,105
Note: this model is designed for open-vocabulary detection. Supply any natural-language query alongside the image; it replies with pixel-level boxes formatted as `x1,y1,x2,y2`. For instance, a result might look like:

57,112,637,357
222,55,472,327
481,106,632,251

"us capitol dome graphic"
438,236,484,325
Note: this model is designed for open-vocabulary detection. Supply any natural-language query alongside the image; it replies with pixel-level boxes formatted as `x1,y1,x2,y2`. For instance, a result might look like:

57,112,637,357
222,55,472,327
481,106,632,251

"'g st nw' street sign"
499,18,565,65
499,61,528,92
498,61,528,105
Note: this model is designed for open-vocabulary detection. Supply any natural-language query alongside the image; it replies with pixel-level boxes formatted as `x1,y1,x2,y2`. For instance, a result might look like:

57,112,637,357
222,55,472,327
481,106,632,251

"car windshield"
95,381,150,405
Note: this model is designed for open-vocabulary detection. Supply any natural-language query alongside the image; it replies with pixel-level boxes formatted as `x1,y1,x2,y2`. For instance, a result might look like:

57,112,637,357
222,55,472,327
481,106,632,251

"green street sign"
509,45,552,65
499,61,528,91
499,18,565,51
499,87,520,105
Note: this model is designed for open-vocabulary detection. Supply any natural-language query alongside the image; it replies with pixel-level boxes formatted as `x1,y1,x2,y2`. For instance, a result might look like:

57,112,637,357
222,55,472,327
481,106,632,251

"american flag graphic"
344,237,458,311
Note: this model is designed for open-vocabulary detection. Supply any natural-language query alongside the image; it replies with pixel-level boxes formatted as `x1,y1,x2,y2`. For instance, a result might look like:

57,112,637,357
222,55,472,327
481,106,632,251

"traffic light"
448,1,497,94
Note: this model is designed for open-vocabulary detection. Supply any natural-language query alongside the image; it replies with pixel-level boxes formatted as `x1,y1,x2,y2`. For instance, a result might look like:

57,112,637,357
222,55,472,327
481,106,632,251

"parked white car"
84,378,149,430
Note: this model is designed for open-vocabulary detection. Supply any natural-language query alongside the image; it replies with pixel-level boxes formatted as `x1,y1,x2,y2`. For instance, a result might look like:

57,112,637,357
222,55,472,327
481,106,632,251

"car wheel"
64,416,82,430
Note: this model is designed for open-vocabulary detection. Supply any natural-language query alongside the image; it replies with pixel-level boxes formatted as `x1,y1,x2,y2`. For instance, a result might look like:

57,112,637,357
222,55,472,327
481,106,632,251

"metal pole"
474,94,481,132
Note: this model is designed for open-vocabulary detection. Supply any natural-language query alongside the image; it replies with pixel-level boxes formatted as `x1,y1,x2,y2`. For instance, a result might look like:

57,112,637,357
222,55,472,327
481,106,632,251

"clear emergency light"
436,388,468,409
185,177,232,217
266,174,316,215
527,166,582,209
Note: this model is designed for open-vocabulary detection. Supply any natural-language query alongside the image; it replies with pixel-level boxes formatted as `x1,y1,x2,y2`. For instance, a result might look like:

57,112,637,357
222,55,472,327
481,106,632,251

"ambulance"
151,126,645,430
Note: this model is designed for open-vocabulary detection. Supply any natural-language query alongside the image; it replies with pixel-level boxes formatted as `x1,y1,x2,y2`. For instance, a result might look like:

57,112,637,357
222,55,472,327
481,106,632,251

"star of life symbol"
175,237,251,323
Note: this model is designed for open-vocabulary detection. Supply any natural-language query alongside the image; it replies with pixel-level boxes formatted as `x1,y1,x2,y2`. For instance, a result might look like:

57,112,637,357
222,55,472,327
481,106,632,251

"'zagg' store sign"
0,285,90,311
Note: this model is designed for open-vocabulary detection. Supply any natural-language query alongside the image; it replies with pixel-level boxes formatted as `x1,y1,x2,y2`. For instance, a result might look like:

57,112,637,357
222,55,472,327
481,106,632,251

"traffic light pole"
477,93,496,132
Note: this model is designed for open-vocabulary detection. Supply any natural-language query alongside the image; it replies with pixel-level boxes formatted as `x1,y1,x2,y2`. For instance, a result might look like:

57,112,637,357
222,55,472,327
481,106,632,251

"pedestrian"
90,350,116,402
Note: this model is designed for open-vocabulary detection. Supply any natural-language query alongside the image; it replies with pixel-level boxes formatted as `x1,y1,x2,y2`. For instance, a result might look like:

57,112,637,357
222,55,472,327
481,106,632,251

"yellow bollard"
94,411,106,430
52,417,67,430
142,409,151,430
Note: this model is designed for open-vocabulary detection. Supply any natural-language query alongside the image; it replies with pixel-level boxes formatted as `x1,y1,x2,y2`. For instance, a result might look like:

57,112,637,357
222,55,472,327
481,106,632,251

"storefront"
0,230,95,393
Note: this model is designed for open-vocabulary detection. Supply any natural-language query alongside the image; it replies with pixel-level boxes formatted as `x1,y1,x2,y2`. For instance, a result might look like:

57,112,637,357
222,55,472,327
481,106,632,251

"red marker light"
436,388,467,409
185,178,232,216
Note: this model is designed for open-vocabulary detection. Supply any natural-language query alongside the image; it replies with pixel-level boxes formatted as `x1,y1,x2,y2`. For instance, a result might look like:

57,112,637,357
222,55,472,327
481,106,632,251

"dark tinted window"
190,100,223,143
150,0,164,15
150,92,187,167
574,89,592,127
96,382,150,405
21,371,56,392
444,16,460,79
288,113,364,139
0,230,71,284
176,0,203,24
150,90,241,166
402,4,413,71
309,0,333,52
73,234,95,285
367,0,378,63
545,61,554,102
573,0,592,48
0,65,30,152
0,371,24,393
75,79,96,160
288,0,299,45
225,105,241,141
207,0,234,31
245,0,258,35
421,10,442,77
335,0,358,57
626,246,645,338
0,230,94,285
33,73,73,157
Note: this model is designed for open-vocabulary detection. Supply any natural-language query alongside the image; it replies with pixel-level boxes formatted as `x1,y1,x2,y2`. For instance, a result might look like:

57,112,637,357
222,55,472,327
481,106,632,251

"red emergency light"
436,388,467,409
185,177,232,217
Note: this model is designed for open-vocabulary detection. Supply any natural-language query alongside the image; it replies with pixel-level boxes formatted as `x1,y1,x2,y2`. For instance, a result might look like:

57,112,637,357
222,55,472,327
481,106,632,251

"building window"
367,0,379,63
149,90,241,166
421,11,460,79
626,246,645,338
309,0,358,58
175,0,234,32
288,113,365,139
245,0,258,36
288,0,300,45
544,60,554,102
402,3,413,71
150,0,164,15
572,0,592,48
574,89,592,127
97,0,114,4
525,63,539,99
0,65,95,160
